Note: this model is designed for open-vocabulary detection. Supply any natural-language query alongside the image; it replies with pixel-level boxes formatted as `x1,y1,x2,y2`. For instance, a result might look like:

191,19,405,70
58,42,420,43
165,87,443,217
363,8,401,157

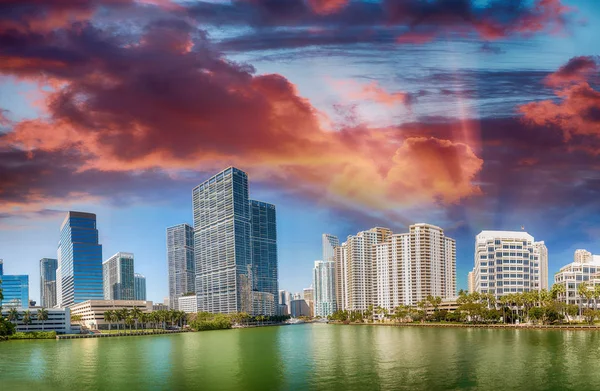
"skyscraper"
471,230,548,298
322,234,339,263
250,200,279,308
0,259,3,276
134,273,147,301
40,258,58,308
167,223,195,309
193,167,253,314
0,273,29,309
313,261,336,317
57,211,103,307
103,252,135,300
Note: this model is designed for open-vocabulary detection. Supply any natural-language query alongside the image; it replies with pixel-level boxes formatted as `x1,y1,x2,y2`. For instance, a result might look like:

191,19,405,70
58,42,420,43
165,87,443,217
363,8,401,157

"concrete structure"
554,250,600,306
373,224,456,310
57,211,103,307
250,200,279,310
103,252,135,301
471,230,548,298
313,261,336,317
167,223,195,309
193,167,277,315
134,273,146,301
289,299,311,318
252,292,275,316
1,307,73,334
0,274,29,309
70,300,153,330
468,271,475,293
40,258,58,308
177,295,198,314
303,287,314,317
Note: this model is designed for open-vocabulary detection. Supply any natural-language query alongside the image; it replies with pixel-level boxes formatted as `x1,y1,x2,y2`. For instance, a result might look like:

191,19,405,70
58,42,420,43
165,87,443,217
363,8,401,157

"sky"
1,0,600,304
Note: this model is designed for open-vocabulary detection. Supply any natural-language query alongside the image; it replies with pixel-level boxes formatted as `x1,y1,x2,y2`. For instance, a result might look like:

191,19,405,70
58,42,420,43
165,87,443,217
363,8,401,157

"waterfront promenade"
330,321,600,330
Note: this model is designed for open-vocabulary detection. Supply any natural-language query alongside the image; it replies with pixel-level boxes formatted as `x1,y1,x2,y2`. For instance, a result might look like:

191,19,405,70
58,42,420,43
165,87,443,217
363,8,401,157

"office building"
373,224,456,309
554,249,600,306
322,234,339,263
57,211,103,307
289,299,311,317
134,273,147,301
103,252,135,301
250,200,279,309
303,287,314,317
313,261,336,317
178,295,198,314
1,307,73,334
471,230,548,298
40,258,58,308
193,167,277,315
0,274,29,309
167,223,195,309
70,299,153,330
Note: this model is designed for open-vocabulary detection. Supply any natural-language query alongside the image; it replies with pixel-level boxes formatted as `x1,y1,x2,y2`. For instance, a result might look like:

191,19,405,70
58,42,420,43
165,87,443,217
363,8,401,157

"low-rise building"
1,307,74,334
177,295,198,313
70,300,153,330
554,250,600,306
153,303,168,311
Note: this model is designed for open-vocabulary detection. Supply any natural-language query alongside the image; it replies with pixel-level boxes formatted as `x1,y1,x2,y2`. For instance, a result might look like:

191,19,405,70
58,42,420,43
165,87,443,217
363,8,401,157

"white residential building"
313,261,336,317
471,230,548,298
177,295,198,314
468,271,474,293
554,250,600,306
1,307,73,334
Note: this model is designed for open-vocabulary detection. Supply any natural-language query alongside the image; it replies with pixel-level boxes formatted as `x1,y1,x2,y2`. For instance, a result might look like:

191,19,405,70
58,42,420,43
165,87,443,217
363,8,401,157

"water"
2,324,600,390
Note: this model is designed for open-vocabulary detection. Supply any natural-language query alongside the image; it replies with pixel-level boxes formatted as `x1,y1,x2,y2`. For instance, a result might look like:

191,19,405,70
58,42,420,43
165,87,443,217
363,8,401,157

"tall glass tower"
103,252,135,300
166,223,195,309
250,200,279,308
193,167,252,314
40,258,58,308
57,211,103,307
134,273,147,301
0,273,29,309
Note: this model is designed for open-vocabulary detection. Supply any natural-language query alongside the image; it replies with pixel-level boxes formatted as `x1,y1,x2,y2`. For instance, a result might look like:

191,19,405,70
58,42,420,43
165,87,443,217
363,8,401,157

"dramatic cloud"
544,55,599,86
307,0,349,15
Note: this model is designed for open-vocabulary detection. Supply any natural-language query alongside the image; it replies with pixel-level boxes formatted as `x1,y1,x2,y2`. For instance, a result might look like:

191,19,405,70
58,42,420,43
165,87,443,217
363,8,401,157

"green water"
2,324,600,390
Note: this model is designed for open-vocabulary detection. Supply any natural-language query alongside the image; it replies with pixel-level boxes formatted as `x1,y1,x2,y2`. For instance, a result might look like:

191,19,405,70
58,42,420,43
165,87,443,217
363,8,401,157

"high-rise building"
57,211,103,307
471,230,548,298
134,273,146,301
313,260,336,317
250,200,279,308
322,234,339,263
0,274,29,309
468,271,475,293
554,249,600,306
193,167,278,315
103,252,135,300
373,224,456,309
40,258,58,308
303,287,314,317
167,223,195,309
0,259,3,276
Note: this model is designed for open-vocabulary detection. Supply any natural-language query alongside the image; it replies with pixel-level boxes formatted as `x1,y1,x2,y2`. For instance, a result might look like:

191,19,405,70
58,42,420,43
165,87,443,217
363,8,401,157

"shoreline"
329,322,600,331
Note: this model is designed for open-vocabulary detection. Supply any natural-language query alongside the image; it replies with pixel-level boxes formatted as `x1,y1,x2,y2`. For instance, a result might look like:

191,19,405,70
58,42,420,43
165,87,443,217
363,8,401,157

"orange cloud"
307,0,349,15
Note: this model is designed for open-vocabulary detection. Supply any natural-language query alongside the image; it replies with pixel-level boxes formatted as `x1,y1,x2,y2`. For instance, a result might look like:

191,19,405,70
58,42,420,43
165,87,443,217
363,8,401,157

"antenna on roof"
521,225,525,231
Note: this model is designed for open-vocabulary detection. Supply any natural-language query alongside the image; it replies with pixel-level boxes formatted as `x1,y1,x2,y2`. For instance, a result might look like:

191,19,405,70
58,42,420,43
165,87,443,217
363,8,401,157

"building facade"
252,292,275,316
103,252,135,300
167,223,195,309
289,299,311,317
70,300,153,330
134,273,147,301
1,307,73,333
177,295,198,314
468,271,474,293
0,274,29,309
40,258,58,308
554,250,600,306
250,200,279,309
313,261,336,317
57,211,103,307
303,287,314,317
471,230,548,298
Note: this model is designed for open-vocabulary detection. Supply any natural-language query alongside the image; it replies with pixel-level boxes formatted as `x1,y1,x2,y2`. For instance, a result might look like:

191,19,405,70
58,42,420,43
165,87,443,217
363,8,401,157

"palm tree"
578,282,590,317
593,284,600,311
8,308,20,326
22,310,32,332
103,310,113,331
499,295,509,324
37,308,49,331
131,308,142,331
125,316,134,333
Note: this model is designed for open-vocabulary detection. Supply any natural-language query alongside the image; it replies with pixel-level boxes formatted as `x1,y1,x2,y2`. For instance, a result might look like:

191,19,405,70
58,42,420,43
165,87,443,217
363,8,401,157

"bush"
0,317,16,339
190,314,231,331
8,331,57,340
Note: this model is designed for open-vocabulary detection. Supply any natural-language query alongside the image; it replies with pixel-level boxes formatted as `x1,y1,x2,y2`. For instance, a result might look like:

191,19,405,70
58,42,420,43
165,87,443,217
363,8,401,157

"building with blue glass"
57,211,104,307
250,200,279,309
40,258,58,308
167,223,195,309
103,252,135,300
0,273,29,309
134,273,146,301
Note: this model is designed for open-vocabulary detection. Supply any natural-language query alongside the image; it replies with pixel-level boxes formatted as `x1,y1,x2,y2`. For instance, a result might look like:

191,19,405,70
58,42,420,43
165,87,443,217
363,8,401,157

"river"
1,323,600,390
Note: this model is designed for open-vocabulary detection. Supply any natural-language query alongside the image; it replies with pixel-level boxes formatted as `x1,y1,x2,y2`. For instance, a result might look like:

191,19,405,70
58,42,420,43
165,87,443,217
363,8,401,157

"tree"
8,308,20,326
594,284,600,311
578,282,591,317
37,308,49,331
131,307,143,331
125,316,134,332
22,310,33,332
103,310,113,331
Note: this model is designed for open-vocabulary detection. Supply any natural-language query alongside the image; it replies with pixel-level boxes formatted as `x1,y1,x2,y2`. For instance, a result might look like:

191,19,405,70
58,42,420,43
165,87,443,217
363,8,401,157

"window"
497,267,503,272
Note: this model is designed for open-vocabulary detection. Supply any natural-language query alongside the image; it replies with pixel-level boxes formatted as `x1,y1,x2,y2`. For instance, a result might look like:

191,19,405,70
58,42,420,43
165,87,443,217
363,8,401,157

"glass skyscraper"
57,211,103,307
0,273,29,309
250,200,279,308
193,167,253,314
134,273,147,301
40,258,58,308
103,252,135,300
167,223,195,309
